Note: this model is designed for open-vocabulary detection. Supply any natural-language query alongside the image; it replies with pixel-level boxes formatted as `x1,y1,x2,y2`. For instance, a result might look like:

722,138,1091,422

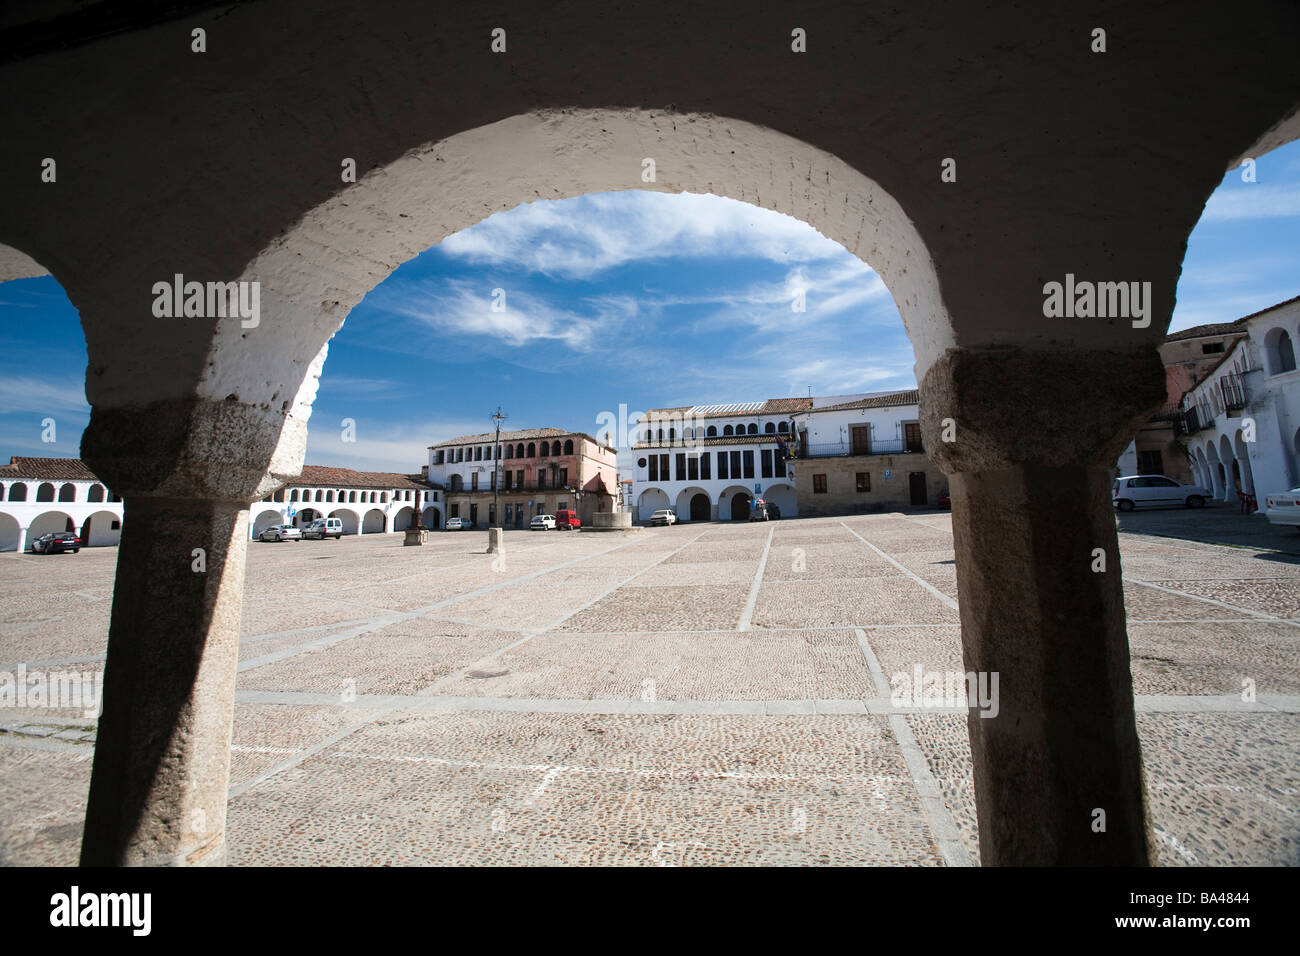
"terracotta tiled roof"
0,457,99,480
1164,322,1247,342
810,389,920,413
1165,294,1300,341
0,457,437,491
294,465,437,490
429,427,569,448
759,397,815,414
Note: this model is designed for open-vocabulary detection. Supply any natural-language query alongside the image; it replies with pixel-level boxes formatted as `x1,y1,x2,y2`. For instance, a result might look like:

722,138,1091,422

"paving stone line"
853,627,972,867
422,528,713,694
839,521,960,611
228,534,690,799
228,690,1300,716
737,524,775,631
1123,576,1300,629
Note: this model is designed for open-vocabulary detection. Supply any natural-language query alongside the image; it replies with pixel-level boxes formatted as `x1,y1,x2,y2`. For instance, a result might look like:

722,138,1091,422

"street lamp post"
488,407,506,554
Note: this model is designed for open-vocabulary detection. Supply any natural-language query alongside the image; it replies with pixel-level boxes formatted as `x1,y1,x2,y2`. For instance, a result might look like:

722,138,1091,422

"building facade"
428,428,617,529
1172,295,1300,505
790,390,945,514
630,390,945,522
250,465,441,538
631,399,810,522
1116,321,1249,483
0,457,124,552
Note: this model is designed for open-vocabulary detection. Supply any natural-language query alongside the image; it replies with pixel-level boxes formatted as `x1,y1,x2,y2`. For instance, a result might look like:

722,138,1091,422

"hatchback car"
258,524,301,542
530,514,557,530
445,517,467,530
649,509,677,526
1112,475,1210,511
31,531,81,554
1263,488,1300,527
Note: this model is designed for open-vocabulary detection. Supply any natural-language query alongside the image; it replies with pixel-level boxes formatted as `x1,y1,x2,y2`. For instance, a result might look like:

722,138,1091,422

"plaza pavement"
0,508,1297,866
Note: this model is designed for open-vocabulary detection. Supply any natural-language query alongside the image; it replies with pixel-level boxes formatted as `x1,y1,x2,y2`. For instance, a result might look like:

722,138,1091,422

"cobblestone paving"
1,510,1297,866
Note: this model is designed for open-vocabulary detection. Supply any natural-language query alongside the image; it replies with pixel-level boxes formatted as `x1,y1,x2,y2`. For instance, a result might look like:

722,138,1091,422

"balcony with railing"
1219,373,1247,412
797,437,924,459
1176,405,1213,436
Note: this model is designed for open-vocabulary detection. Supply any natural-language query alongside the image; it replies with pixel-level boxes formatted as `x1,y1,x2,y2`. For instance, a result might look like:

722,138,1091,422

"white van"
303,517,344,539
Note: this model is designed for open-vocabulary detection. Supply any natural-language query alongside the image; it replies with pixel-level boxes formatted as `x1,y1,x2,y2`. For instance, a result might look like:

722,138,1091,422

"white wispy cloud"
0,377,90,416
1200,184,1300,221
315,375,403,396
369,278,638,353
304,416,569,473
438,191,846,278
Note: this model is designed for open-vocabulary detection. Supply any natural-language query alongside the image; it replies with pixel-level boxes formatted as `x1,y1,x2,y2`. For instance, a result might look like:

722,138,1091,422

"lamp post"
487,407,506,554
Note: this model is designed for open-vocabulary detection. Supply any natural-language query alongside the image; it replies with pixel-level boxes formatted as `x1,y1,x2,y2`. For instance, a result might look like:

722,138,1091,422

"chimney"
421,464,429,480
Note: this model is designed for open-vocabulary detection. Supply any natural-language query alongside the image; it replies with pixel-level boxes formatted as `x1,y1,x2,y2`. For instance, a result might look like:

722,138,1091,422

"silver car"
1112,475,1210,512
259,524,302,542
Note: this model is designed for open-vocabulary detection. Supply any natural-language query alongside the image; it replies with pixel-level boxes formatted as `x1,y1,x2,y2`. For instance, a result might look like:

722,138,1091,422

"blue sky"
2,141,1298,473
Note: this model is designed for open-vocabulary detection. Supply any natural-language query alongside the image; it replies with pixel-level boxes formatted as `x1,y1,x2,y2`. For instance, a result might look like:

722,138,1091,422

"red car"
937,490,951,510
555,509,582,530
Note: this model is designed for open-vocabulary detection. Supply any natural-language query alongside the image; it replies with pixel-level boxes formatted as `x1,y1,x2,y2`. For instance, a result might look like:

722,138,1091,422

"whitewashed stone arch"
636,487,670,521
204,110,953,477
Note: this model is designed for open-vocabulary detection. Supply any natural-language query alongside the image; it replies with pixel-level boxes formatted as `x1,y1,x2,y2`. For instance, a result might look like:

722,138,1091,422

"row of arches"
436,439,579,465
1,481,116,503
0,509,122,551
505,439,574,459
646,421,796,443
636,483,797,522
249,503,444,538
1188,429,1255,502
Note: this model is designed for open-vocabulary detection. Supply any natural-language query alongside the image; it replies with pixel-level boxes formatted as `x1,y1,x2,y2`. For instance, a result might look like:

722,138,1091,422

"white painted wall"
1178,298,1300,503
0,479,124,551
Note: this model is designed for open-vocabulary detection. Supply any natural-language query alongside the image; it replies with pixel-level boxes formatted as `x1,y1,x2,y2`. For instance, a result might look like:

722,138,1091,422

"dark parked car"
937,490,950,510
32,531,81,554
766,503,781,520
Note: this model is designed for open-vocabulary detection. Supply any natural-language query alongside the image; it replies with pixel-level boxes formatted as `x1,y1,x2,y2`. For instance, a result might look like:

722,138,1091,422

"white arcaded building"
0,457,440,549
630,391,927,522
1174,295,1300,505
0,457,124,552
631,398,809,521
249,464,441,538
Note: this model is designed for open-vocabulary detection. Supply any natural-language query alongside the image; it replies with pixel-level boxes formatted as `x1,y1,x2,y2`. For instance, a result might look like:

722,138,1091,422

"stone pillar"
921,347,1165,866
78,400,290,866
1208,457,1226,499
1221,452,1237,502
17,525,28,553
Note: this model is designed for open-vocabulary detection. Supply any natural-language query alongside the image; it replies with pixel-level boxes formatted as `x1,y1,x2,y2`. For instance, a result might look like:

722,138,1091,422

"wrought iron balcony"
1219,373,1247,412
797,438,924,459
1176,406,1212,436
